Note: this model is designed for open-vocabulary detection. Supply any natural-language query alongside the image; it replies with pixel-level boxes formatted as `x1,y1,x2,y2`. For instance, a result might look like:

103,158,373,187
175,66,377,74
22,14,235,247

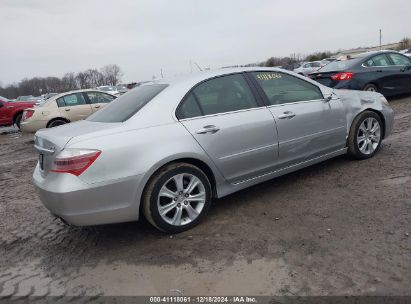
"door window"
86,91,116,104
56,93,87,107
251,72,323,105
388,53,411,66
365,54,391,67
178,74,258,119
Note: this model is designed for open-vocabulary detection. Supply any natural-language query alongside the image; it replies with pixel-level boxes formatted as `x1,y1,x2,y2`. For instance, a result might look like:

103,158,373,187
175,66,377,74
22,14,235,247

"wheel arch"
138,157,218,215
46,117,70,128
349,108,386,140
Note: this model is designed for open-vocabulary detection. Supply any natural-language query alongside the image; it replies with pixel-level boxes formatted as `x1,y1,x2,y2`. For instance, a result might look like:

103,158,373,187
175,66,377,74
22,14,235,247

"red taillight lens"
331,72,354,81
51,149,101,176
23,109,35,120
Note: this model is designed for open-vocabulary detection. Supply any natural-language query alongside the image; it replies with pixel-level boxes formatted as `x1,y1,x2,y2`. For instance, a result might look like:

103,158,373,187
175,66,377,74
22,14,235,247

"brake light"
50,149,101,176
331,72,354,81
23,109,35,120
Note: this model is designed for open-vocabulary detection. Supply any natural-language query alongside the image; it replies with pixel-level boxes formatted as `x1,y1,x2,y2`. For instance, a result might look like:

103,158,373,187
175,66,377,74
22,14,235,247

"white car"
293,61,322,76
96,86,120,96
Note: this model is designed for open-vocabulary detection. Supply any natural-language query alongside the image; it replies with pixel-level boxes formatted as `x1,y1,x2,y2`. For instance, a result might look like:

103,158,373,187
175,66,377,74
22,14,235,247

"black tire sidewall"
148,165,212,233
48,120,66,128
351,112,383,159
363,84,378,92
14,113,23,129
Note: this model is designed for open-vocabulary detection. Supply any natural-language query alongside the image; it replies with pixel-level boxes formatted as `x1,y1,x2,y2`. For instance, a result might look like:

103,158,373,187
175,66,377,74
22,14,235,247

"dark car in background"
309,51,411,97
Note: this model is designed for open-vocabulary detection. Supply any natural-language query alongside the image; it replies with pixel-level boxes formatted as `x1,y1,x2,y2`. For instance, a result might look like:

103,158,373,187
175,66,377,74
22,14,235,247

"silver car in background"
33,67,394,233
294,61,323,76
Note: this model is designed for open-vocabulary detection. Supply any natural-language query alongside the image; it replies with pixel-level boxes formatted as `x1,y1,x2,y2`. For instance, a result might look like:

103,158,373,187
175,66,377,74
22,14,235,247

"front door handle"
278,111,296,119
195,125,220,134
65,108,71,112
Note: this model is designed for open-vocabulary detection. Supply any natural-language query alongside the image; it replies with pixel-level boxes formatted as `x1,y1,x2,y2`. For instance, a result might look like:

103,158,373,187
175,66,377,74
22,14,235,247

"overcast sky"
1,0,410,85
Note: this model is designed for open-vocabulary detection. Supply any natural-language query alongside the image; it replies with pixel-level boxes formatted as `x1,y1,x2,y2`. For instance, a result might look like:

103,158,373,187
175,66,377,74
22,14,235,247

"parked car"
293,61,322,76
309,50,411,96
0,96,37,128
32,67,394,233
97,85,120,96
15,95,34,101
320,58,337,66
20,89,116,133
43,93,58,100
400,48,411,58
116,84,129,94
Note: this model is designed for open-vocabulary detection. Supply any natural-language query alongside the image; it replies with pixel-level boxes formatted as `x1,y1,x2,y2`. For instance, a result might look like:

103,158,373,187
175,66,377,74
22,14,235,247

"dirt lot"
0,97,410,297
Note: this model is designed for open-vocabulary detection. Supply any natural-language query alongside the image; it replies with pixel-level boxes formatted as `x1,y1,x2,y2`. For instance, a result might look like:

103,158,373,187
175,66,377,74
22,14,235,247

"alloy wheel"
157,173,206,226
357,117,381,155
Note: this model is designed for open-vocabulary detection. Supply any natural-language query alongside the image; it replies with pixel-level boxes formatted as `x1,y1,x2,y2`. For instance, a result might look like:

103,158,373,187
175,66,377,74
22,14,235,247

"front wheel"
143,163,212,233
347,111,383,159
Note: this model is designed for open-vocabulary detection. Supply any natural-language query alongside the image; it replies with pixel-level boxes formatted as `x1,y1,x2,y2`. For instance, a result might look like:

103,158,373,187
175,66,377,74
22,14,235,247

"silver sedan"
33,67,394,233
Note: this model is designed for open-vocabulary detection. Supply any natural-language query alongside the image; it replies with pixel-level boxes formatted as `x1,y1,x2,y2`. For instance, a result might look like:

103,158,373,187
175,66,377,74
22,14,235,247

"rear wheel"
143,163,212,233
363,83,378,92
14,113,23,129
347,111,383,160
47,119,67,128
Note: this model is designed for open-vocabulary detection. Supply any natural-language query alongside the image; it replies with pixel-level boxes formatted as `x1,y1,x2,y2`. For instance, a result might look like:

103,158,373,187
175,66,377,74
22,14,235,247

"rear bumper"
21,119,48,133
33,164,144,226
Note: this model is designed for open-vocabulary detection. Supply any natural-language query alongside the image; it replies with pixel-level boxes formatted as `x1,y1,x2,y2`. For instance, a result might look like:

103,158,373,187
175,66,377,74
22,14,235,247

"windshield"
87,84,168,123
318,57,363,72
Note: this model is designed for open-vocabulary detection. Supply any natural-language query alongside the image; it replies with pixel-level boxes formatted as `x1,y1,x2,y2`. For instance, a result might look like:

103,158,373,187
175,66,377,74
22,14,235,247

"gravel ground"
0,96,410,297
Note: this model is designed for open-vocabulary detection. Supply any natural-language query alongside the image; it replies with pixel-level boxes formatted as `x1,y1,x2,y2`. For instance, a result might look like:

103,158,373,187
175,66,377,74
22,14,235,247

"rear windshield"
318,57,363,72
87,84,168,122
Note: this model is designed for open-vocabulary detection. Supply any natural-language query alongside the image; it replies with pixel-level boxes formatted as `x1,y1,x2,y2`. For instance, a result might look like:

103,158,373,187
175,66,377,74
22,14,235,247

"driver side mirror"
401,65,411,72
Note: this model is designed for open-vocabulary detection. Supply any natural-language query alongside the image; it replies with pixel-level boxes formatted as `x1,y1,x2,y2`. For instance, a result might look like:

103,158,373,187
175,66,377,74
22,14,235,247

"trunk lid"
34,120,121,175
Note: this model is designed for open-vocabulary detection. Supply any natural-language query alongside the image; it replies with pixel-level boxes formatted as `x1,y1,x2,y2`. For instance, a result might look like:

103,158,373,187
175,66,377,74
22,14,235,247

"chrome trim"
178,106,266,122
34,145,55,155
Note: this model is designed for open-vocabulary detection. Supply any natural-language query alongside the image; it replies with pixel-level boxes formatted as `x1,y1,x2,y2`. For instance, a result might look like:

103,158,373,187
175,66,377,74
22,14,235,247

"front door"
249,71,346,167
177,73,279,184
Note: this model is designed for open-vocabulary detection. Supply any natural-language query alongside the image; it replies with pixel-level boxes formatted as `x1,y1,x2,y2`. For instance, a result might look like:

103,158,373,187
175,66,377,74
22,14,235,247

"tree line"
0,64,123,99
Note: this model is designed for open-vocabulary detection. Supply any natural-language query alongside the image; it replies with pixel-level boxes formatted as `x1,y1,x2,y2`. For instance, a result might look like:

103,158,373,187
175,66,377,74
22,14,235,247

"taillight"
331,72,354,81
23,109,35,121
50,149,101,176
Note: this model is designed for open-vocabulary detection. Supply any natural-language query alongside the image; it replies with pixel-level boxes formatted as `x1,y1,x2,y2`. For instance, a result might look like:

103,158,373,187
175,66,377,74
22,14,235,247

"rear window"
87,84,168,122
318,57,362,72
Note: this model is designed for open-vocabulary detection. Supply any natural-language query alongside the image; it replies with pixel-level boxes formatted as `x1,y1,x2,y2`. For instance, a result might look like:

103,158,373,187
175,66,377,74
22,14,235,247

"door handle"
278,111,296,119
195,125,220,134
65,108,71,111
94,105,100,108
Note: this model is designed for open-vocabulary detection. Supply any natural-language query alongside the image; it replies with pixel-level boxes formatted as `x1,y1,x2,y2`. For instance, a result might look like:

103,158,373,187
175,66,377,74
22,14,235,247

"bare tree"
100,64,123,86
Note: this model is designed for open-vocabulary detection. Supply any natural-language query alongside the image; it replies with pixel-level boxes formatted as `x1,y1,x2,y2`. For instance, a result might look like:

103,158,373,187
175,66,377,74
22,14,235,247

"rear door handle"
195,125,220,134
278,111,296,119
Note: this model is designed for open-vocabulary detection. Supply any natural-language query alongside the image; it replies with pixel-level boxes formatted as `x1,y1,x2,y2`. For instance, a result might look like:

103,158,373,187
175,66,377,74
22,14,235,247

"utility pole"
379,29,382,50
160,68,164,78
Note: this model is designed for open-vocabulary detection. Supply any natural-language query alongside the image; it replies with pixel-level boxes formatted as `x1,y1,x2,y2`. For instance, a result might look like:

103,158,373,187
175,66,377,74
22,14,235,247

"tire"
14,113,23,129
47,119,67,128
143,162,212,233
363,83,378,92
347,111,383,160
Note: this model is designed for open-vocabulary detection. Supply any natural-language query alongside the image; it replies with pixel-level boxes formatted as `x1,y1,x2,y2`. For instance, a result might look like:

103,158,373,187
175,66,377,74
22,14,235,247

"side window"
388,53,411,66
251,72,324,105
56,98,65,107
303,63,311,68
366,54,390,67
189,74,259,116
177,93,202,119
60,93,86,106
86,92,115,104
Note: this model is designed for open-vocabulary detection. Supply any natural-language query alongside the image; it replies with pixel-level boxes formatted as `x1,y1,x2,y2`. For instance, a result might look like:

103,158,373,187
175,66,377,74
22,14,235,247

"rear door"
249,71,346,167
84,91,116,112
177,73,279,184
57,93,93,121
